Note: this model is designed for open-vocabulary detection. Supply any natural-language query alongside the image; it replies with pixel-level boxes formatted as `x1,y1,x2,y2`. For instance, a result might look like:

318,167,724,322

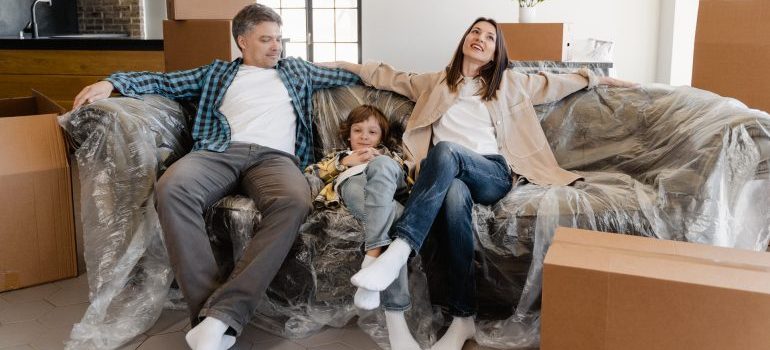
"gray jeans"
155,142,311,335
338,156,411,311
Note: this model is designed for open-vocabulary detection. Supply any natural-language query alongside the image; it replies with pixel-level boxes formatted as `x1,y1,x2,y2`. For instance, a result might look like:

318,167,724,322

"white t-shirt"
219,65,297,154
431,77,499,155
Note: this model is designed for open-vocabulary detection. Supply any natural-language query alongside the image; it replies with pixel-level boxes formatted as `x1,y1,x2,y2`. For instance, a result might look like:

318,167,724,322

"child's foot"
354,255,380,309
350,239,411,291
185,317,236,350
385,310,421,350
430,316,475,350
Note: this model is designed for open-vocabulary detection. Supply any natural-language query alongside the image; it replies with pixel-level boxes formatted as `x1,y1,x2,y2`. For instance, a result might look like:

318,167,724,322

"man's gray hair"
232,4,282,49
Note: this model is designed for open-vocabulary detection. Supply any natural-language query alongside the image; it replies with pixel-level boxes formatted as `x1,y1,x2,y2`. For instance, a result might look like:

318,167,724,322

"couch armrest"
58,95,194,349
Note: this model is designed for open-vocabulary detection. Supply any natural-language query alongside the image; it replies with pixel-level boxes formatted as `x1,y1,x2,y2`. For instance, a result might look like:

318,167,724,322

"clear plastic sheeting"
58,95,192,349
60,78,770,349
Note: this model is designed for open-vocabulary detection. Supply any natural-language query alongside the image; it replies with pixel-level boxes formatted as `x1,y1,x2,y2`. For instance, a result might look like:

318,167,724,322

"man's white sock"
185,316,235,350
430,316,475,350
350,238,411,291
354,255,380,310
385,310,421,350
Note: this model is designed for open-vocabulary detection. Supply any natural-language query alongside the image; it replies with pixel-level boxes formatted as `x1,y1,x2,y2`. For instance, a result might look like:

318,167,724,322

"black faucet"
20,0,53,38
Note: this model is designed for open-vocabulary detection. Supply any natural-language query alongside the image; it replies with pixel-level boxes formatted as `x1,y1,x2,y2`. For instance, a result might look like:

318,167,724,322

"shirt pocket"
504,99,549,158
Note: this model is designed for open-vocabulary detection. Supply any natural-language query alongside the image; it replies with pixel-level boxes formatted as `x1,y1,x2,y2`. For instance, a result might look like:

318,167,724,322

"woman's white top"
431,76,499,155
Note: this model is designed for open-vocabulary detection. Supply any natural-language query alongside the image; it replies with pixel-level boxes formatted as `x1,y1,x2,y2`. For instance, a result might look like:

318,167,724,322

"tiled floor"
0,275,495,350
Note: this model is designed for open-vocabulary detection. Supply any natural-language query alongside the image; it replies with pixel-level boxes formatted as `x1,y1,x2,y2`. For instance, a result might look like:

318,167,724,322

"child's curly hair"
339,104,393,149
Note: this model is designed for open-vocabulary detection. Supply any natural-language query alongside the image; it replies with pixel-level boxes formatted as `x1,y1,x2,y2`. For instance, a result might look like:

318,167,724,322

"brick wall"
77,0,144,37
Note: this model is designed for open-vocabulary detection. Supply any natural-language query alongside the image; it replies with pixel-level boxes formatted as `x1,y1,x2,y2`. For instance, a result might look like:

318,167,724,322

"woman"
323,18,634,350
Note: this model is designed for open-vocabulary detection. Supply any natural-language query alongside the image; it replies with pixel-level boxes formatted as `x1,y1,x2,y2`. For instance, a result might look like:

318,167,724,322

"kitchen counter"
0,37,163,51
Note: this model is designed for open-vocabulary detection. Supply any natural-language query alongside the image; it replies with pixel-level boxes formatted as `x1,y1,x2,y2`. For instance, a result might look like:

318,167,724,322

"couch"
59,74,770,349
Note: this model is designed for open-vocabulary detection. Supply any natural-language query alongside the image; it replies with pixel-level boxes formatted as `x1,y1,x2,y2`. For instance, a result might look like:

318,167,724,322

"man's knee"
278,184,313,217
156,173,189,206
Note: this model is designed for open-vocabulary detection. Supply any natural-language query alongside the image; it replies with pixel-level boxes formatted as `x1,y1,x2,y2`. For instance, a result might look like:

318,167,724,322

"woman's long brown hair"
445,17,509,101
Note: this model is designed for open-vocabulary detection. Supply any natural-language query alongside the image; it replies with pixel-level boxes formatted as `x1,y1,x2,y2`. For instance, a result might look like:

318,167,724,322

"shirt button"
496,121,501,125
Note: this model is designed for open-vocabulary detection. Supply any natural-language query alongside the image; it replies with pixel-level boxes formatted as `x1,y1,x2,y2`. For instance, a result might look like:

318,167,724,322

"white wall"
362,0,662,84
143,0,166,39
656,0,698,86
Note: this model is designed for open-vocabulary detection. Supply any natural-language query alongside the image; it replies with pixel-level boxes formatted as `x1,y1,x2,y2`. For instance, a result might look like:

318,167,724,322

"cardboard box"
541,227,770,350
166,0,253,20
499,23,572,61
692,0,770,113
163,20,242,72
0,90,76,292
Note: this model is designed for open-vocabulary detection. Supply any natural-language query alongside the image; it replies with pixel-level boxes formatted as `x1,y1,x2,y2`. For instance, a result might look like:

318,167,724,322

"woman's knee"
443,179,473,213
426,141,462,166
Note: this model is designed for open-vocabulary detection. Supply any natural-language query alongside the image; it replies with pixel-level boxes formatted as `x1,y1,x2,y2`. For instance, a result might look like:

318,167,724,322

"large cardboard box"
166,0,253,20
542,227,770,350
163,20,242,72
692,0,770,113
499,23,572,61
0,91,76,292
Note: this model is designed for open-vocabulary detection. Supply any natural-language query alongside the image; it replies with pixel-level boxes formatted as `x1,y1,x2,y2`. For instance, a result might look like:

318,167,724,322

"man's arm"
72,64,212,110
303,59,361,89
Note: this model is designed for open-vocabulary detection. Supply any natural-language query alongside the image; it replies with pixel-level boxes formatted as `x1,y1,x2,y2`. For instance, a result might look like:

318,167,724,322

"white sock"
354,255,381,310
385,310,421,350
430,316,475,350
350,238,411,291
185,317,236,350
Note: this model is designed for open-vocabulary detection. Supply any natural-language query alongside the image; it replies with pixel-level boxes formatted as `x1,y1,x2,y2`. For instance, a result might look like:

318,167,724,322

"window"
257,0,361,63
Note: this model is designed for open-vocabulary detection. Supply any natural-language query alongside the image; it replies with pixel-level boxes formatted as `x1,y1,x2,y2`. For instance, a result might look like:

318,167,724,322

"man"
72,4,360,350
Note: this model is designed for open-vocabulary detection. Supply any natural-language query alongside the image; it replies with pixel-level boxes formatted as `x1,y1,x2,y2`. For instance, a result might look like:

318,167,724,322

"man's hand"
341,148,379,167
72,81,115,110
597,76,639,88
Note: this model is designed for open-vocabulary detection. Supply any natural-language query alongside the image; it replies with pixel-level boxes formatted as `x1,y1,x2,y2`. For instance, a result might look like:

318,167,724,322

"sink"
47,33,129,39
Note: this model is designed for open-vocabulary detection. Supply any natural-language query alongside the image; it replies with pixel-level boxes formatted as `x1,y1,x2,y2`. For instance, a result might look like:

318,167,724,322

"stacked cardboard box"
0,91,76,292
164,0,252,71
541,227,770,350
499,23,572,61
692,0,770,113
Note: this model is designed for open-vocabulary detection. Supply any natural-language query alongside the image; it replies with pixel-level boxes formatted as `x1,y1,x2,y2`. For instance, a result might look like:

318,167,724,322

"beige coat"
359,62,598,186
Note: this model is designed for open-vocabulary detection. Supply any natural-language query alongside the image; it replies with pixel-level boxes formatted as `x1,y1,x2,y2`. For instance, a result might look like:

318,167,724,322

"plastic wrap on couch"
312,84,770,349
474,85,770,348
58,95,192,349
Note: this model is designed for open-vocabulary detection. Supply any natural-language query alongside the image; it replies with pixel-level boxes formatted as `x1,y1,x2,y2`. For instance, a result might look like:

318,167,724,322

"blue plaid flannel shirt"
106,57,360,168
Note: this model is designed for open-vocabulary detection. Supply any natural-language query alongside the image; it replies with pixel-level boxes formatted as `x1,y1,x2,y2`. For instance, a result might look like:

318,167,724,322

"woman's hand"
341,148,379,167
597,76,639,88
315,61,362,75
72,81,115,109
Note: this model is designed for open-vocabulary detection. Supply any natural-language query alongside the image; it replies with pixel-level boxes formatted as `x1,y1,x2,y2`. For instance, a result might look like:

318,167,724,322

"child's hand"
342,148,379,167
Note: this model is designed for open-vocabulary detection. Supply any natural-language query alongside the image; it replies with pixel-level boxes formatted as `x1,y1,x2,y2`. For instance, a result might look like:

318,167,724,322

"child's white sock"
430,316,475,350
385,310,421,350
350,238,411,291
354,255,380,310
185,316,236,350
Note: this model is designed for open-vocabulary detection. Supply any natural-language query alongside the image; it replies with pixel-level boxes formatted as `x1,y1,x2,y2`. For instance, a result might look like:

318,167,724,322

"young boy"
306,104,420,350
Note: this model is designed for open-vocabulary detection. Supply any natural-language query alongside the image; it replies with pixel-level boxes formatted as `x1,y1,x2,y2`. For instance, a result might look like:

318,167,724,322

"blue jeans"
392,141,512,316
339,156,411,311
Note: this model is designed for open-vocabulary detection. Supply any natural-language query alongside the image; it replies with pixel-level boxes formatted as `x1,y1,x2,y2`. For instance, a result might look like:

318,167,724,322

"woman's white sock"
354,255,381,309
350,238,411,291
385,310,421,350
430,316,475,350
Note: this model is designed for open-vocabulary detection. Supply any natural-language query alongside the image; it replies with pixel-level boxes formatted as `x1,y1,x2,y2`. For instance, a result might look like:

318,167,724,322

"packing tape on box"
1,271,21,291
554,240,770,273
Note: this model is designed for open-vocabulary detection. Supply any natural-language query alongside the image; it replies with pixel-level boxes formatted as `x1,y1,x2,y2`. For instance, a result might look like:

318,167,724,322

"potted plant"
518,0,545,23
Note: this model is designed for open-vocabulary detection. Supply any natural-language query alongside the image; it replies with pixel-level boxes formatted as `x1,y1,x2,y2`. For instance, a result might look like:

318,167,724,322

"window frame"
262,0,362,63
